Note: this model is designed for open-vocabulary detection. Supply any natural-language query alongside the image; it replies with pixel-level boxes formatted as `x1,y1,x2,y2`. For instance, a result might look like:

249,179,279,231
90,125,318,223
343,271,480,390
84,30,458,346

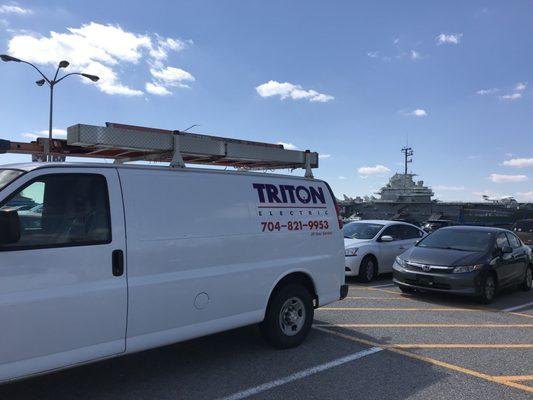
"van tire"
260,284,314,349
520,265,532,291
359,256,377,283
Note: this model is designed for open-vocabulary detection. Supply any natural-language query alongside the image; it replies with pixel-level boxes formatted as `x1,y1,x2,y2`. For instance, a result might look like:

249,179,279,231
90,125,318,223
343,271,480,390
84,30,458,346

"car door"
400,225,425,250
0,168,127,381
378,224,407,272
494,232,518,288
506,232,528,284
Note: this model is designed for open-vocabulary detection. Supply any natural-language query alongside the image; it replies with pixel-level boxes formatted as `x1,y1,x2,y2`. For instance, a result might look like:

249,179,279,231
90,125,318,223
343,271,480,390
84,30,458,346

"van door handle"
112,250,124,277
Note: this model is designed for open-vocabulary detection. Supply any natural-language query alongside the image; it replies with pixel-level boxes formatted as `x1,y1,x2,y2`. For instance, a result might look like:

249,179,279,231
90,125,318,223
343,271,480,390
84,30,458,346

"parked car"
393,226,533,303
422,219,456,233
343,220,426,282
513,219,533,247
0,163,346,383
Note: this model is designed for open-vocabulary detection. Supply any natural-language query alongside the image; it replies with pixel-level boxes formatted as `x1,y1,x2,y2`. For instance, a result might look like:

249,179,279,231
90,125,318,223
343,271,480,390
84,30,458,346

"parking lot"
1,275,532,400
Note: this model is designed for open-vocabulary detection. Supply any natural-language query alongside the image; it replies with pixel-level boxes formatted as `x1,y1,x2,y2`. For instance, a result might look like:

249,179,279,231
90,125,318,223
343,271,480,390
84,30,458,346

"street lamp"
0,54,99,161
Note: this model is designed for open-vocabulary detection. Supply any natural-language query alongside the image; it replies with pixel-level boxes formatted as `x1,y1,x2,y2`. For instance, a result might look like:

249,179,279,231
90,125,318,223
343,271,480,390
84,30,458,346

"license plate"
416,275,433,285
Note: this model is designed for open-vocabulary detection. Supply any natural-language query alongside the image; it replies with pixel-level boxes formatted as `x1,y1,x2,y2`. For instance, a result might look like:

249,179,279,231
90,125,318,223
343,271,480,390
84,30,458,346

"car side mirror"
380,235,394,242
0,209,21,245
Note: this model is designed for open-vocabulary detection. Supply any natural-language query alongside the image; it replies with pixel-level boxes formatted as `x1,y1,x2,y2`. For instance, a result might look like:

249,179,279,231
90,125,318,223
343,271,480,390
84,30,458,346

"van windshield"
0,169,23,191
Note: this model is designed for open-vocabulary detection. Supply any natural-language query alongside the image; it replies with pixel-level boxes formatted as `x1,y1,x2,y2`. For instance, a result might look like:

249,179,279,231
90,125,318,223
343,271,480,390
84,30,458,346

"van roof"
0,162,320,181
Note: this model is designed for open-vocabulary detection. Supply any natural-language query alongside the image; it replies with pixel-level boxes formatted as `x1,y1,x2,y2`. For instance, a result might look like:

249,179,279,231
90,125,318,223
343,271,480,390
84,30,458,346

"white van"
0,162,346,383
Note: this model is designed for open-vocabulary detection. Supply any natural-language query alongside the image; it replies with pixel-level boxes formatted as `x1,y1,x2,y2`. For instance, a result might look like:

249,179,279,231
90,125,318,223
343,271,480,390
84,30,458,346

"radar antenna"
401,146,413,175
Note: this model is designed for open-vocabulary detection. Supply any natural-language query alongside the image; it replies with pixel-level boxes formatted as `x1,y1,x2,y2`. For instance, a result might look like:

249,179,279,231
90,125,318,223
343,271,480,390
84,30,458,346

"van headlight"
345,248,358,257
452,264,483,274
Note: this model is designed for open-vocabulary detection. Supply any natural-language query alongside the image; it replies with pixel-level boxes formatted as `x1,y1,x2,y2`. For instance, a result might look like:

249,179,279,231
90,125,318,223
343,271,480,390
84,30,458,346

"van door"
0,168,127,381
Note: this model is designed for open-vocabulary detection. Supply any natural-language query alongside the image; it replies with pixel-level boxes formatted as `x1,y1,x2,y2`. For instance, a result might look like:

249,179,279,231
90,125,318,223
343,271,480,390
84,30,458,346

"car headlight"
345,247,359,257
452,264,483,274
395,256,405,267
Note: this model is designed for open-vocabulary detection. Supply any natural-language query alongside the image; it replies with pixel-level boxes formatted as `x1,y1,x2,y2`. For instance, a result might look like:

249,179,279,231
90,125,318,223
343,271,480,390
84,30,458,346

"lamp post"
0,54,99,161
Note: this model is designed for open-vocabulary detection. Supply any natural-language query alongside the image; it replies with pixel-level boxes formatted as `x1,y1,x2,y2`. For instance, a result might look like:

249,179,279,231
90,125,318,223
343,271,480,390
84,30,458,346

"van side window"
0,174,111,250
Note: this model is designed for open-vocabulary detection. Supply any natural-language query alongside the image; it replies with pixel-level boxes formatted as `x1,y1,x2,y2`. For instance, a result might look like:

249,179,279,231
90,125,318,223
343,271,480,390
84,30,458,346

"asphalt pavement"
1,274,532,400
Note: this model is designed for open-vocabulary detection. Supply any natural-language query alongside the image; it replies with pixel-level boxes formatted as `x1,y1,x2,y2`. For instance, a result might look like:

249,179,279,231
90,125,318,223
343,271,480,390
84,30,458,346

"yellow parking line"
493,375,533,382
391,344,533,349
313,323,533,328
319,307,482,312
314,326,533,394
344,296,412,301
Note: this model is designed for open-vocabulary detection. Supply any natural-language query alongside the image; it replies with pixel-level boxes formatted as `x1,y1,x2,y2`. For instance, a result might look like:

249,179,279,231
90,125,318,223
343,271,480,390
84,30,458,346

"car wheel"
479,274,497,304
399,285,415,294
520,265,532,291
359,256,377,283
260,284,314,349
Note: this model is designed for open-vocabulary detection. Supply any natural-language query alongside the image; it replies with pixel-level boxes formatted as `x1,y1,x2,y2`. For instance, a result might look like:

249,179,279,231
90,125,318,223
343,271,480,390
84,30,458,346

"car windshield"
514,221,533,233
0,169,23,191
417,229,493,252
343,222,384,239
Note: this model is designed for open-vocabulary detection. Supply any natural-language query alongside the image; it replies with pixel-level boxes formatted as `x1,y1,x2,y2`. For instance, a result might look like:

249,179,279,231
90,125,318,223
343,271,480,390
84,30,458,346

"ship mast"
401,146,413,186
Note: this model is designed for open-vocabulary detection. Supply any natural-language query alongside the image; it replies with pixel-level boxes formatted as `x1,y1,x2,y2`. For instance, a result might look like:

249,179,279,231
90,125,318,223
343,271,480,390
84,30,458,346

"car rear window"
417,229,493,252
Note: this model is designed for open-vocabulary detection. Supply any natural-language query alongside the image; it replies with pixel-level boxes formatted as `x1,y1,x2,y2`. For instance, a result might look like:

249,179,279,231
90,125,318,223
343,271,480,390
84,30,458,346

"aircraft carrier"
338,147,533,228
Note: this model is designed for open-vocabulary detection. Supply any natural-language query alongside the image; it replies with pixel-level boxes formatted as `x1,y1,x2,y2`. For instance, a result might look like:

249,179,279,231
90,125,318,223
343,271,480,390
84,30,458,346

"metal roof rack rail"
0,122,319,177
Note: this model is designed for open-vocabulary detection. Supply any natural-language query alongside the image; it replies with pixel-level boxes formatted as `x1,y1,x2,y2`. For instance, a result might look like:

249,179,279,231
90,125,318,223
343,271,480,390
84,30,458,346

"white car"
344,220,426,282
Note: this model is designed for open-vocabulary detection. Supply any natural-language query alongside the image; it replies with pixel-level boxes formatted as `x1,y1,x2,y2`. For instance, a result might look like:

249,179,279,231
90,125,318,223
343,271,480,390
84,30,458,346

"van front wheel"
260,284,314,349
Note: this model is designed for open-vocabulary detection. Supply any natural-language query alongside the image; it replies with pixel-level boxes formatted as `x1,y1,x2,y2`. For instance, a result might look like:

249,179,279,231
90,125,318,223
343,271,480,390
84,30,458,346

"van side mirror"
0,209,21,245
380,235,394,242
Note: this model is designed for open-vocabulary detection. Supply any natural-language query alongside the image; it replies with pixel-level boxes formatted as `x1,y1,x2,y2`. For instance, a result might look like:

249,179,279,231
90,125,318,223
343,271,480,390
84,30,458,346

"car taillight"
335,203,343,229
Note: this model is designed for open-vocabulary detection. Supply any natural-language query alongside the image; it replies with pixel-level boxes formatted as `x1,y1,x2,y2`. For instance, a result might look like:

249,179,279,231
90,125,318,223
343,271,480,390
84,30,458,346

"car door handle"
112,250,124,277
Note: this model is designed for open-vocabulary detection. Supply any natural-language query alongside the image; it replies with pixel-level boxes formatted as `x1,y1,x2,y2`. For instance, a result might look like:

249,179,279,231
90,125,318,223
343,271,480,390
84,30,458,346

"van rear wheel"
260,284,314,349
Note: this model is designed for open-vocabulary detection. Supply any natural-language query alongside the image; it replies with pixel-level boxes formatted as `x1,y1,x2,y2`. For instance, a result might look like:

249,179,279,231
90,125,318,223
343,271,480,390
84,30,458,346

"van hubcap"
279,297,306,336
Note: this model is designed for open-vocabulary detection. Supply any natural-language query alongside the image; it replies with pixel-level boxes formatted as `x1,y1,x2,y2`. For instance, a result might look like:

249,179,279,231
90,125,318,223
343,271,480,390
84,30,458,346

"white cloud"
7,22,192,96
21,128,67,140
145,82,171,96
514,82,527,91
319,154,331,159
500,93,522,101
433,185,465,191
502,158,533,168
489,173,528,183
436,33,463,45
402,108,427,117
516,191,533,202
367,51,379,58
357,165,391,175
338,176,346,180
476,88,499,95
0,4,32,14
256,80,334,103
410,50,421,60
277,142,297,150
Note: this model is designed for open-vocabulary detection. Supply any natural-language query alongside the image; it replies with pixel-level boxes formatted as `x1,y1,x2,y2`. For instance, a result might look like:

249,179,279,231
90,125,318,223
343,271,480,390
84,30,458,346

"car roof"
345,219,419,228
439,225,508,233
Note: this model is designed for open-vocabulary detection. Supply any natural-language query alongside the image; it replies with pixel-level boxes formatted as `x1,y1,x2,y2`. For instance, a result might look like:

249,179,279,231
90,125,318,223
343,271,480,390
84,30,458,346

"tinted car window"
0,174,111,250
506,232,521,249
381,225,403,241
400,225,423,239
0,169,23,191
495,233,510,249
417,229,493,252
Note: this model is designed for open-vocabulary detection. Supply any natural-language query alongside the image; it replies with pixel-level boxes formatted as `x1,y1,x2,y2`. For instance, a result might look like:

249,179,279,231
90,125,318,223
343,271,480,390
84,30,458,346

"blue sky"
0,1,532,202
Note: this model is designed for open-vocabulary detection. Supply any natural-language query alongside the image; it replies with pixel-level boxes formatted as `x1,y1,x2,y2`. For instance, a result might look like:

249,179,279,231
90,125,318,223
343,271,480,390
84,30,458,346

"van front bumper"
392,262,481,296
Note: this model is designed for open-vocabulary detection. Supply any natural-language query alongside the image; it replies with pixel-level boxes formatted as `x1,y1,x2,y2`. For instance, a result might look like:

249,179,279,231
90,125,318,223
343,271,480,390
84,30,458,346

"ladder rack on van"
0,122,319,177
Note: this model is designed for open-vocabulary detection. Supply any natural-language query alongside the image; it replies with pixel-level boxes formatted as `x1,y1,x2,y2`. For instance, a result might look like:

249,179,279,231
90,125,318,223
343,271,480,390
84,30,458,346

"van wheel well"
270,272,318,307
